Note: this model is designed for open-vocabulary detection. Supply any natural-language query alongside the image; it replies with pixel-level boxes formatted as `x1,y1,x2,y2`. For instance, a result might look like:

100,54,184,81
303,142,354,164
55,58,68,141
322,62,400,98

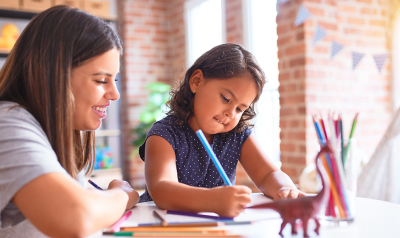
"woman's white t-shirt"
0,101,87,237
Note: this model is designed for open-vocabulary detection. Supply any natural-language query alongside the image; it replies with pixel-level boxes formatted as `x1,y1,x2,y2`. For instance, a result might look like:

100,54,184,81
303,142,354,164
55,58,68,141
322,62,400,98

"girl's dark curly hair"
167,43,266,132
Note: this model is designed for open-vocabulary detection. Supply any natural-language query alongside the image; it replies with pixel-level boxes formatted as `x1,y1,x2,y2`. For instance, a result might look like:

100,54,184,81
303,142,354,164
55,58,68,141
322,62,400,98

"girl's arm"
12,173,140,238
144,135,252,217
239,134,306,200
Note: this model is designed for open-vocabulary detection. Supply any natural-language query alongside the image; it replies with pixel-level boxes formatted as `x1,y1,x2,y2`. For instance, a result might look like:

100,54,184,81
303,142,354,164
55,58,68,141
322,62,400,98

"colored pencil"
104,231,241,237
321,154,345,218
343,113,359,166
319,115,329,142
339,114,345,169
195,130,232,186
139,221,223,227
153,210,168,227
111,211,133,232
88,179,103,190
137,220,251,227
121,227,227,233
165,210,233,221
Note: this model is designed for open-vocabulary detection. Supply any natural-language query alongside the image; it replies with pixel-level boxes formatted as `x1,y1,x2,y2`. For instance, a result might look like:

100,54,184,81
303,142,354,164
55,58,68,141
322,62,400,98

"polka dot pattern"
138,116,251,202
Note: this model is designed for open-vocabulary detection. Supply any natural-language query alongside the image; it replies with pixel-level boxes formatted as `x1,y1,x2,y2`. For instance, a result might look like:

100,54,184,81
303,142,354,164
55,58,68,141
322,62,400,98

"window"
243,0,281,164
185,0,226,66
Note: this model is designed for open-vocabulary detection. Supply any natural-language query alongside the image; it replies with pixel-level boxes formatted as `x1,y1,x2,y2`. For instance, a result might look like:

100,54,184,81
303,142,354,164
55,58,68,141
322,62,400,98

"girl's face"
189,70,258,140
71,48,120,131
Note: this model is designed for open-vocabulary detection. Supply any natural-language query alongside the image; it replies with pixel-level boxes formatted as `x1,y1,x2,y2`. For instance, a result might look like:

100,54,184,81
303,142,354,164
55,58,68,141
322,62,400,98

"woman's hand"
108,179,140,210
274,187,307,200
212,185,252,217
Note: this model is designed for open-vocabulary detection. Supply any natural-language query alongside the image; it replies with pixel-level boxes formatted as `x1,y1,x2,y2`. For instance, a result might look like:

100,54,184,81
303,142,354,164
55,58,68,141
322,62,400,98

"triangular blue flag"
331,41,344,59
352,52,365,70
373,54,389,73
312,25,327,45
294,5,312,27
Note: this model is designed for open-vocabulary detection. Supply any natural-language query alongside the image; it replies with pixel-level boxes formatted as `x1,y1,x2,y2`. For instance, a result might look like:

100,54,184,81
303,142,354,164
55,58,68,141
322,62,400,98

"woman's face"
71,48,120,131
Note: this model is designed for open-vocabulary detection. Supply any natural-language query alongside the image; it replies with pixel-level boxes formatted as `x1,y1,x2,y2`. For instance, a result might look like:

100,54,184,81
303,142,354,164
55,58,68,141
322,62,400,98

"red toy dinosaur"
248,144,332,237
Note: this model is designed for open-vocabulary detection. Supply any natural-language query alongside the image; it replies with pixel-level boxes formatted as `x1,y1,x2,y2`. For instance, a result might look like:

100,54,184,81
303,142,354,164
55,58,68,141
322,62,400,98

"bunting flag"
352,52,365,70
331,41,344,59
294,4,312,27
373,54,389,73
312,25,327,45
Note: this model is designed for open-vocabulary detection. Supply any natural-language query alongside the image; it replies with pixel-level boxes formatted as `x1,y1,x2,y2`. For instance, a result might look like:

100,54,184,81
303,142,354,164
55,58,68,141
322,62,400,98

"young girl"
0,6,139,237
139,43,305,217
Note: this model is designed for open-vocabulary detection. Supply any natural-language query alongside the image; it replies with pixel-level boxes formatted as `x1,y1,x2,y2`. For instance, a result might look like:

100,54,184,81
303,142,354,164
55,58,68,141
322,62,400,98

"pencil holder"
318,138,358,225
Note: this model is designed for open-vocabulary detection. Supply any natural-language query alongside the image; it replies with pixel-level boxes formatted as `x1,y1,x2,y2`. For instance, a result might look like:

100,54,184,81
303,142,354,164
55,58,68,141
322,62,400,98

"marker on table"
195,129,232,186
88,179,103,190
111,210,133,232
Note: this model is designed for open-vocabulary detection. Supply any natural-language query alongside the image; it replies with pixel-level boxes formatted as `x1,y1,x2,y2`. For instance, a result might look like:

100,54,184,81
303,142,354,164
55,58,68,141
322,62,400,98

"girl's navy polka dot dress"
138,115,251,202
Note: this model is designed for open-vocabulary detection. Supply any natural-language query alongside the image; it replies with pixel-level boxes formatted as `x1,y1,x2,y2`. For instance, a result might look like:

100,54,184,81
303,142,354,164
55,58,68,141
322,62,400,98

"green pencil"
339,114,344,169
343,113,359,166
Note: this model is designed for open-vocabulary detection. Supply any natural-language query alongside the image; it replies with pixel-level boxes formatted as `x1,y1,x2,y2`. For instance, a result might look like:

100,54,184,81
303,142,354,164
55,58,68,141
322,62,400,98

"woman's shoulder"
0,101,48,144
0,101,38,124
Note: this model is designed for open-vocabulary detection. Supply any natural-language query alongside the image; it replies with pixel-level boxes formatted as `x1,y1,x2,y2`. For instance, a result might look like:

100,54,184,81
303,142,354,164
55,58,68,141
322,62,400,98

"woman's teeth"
93,107,106,113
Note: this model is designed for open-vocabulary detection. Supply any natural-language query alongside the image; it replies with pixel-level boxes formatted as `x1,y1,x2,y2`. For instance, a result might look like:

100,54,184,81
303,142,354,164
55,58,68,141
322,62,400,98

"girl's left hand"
274,187,307,200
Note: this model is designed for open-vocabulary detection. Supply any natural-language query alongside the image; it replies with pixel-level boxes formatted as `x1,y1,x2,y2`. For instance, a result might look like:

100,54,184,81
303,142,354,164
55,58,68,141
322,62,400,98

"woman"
0,5,139,237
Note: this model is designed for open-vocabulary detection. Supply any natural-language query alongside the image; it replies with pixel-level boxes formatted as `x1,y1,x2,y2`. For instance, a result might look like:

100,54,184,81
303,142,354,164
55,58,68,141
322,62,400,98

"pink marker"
111,210,132,232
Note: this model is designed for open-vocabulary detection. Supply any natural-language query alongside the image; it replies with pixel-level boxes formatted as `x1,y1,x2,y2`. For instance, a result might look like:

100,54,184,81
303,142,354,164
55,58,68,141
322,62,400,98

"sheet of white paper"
120,193,280,227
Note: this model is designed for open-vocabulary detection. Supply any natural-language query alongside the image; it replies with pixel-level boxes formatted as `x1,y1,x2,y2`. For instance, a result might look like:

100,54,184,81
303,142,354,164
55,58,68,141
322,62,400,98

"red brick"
369,19,386,27
307,6,325,16
360,7,377,15
290,57,305,67
356,0,372,3
286,44,306,56
365,30,385,37
339,5,357,13
348,17,365,25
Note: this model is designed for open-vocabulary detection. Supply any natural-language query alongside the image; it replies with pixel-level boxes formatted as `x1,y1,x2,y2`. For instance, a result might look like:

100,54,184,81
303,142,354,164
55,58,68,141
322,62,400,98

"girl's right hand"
212,185,252,217
108,179,140,210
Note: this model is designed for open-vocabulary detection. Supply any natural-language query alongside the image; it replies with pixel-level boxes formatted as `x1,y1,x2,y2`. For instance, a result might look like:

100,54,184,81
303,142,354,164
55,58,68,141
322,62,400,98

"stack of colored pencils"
312,112,358,219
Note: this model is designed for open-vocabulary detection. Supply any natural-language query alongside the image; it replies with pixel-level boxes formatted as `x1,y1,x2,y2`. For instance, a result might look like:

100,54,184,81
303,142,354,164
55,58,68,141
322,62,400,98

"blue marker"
195,129,233,186
88,179,103,190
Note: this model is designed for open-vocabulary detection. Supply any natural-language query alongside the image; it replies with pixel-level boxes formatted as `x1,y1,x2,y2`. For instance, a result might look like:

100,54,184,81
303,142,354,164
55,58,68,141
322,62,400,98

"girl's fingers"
288,189,299,199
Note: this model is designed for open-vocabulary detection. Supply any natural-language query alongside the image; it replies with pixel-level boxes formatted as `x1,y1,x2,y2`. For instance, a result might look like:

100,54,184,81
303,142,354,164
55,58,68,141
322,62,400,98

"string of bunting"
292,3,389,73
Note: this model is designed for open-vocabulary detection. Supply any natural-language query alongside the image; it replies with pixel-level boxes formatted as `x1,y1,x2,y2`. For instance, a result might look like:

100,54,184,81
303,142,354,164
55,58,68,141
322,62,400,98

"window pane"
186,0,223,66
245,0,281,164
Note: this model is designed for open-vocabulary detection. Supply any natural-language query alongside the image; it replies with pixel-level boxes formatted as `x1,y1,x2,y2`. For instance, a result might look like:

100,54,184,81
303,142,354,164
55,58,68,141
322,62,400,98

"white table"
92,194,400,238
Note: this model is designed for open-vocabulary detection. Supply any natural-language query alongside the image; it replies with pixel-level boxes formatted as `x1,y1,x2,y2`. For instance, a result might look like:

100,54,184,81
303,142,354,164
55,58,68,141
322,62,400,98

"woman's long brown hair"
0,5,122,179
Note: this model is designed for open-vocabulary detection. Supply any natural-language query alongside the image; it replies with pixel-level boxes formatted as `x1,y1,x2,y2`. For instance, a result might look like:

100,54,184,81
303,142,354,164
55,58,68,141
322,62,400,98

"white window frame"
241,0,281,164
184,0,226,67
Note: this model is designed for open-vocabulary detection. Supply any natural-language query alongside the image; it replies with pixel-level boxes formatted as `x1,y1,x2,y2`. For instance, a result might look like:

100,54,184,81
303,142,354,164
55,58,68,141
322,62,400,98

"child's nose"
224,107,235,119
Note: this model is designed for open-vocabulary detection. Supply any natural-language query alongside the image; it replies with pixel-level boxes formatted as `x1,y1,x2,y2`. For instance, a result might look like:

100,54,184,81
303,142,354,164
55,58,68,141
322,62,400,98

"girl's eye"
236,108,243,113
96,80,107,84
221,95,229,102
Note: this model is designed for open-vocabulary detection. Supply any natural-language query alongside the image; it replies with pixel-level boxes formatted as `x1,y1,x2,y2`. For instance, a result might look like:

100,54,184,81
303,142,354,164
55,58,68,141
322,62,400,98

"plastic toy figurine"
248,144,332,237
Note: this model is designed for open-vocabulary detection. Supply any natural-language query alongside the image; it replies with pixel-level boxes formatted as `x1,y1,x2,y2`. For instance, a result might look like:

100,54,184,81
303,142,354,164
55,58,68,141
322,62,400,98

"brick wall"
118,0,395,188
277,0,393,183
118,0,173,188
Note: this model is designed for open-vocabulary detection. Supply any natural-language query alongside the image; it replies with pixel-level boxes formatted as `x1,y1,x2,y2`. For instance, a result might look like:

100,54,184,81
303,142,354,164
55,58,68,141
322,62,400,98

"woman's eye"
221,95,229,102
236,108,243,113
96,80,107,84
